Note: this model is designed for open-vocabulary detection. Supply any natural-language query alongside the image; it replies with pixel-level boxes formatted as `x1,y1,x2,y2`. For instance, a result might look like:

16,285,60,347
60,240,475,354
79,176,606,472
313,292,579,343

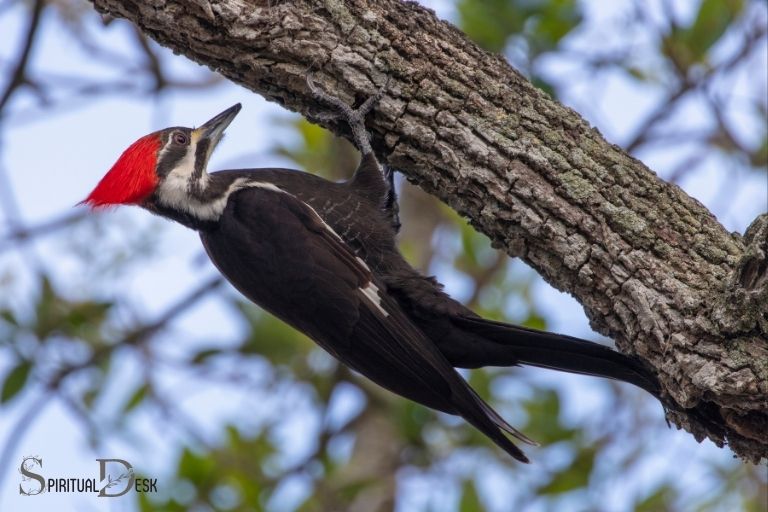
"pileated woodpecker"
82,82,662,462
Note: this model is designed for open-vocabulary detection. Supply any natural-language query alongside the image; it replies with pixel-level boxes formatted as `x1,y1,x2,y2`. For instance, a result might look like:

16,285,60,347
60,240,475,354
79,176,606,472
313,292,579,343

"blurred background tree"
0,0,765,511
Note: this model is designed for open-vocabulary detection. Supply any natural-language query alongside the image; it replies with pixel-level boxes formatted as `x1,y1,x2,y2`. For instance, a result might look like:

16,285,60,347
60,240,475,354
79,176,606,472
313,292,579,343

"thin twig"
0,211,88,252
47,276,224,390
624,85,691,153
0,393,53,507
133,27,167,92
0,0,45,113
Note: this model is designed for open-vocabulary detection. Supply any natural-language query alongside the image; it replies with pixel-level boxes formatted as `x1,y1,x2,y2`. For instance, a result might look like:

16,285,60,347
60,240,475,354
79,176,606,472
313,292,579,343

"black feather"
201,186,534,462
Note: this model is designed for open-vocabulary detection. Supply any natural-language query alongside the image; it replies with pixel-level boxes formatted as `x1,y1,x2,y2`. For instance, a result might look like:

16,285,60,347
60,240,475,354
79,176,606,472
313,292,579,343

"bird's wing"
201,185,534,461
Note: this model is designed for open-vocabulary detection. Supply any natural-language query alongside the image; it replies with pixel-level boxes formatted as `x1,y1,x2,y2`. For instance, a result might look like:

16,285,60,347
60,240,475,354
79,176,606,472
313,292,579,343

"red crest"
80,133,162,208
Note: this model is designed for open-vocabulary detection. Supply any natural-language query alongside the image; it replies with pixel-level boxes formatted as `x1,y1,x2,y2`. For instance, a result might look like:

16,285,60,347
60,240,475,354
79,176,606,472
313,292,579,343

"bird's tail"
452,316,661,398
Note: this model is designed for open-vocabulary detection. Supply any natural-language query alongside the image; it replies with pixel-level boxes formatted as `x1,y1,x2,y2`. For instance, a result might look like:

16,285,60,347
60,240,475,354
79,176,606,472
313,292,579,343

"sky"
0,1,765,511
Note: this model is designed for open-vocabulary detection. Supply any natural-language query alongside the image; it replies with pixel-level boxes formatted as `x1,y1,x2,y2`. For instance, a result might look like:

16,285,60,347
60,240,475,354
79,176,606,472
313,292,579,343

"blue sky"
0,1,765,511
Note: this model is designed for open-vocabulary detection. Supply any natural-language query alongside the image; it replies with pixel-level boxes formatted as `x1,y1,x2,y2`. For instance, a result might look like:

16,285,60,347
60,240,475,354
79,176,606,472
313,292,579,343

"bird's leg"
307,75,401,232
306,75,388,156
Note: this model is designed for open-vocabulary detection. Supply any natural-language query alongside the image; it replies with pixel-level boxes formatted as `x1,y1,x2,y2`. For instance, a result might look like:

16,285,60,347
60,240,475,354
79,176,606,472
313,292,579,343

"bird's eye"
172,132,188,145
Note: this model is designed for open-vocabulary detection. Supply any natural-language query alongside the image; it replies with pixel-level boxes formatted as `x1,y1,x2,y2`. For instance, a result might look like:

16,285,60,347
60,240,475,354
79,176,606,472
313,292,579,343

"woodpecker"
82,81,663,462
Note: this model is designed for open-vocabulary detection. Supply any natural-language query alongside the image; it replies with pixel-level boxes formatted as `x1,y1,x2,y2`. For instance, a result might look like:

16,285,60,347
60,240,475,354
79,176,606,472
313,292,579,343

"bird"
81,79,663,462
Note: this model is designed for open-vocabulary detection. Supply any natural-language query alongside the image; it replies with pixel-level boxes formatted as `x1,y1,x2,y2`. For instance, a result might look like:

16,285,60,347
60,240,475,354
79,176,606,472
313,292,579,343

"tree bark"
89,0,768,462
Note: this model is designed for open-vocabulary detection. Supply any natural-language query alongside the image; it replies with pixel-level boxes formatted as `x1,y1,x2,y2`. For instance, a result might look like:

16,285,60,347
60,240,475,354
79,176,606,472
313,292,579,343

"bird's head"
81,103,241,209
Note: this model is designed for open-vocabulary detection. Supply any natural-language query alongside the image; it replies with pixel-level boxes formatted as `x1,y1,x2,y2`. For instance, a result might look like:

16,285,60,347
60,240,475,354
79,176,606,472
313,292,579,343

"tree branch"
87,0,767,462
0,0,44,114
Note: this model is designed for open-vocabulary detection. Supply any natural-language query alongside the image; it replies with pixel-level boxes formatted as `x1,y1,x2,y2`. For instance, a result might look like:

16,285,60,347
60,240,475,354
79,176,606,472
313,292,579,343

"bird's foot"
306,75,389,155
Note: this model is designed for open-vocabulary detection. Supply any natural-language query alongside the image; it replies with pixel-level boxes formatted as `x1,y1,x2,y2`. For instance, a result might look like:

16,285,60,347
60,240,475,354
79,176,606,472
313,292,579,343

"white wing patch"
250,182,283,193
302,203,344,242
245,181,345,244
251,184,388,318
355,256,371,271
290,195,389,318
360,282,389,317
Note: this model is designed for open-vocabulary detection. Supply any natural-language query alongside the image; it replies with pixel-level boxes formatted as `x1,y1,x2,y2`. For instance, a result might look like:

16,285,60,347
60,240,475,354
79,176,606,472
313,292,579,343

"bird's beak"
195,103,242,148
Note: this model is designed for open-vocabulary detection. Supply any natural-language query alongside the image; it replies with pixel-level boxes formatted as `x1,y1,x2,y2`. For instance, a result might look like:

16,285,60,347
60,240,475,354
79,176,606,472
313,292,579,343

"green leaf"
337,478,377,502
33,276,58,339
626,66,648,81
523,388,577,444
139,493,187,512
29,275,112,343
528,0,582,50
191,348,223,364
468,369,492,398
636,485,674,512
81,386,99,409
459,222,480,269
537,446,596,494
457,0,582,56
458,0,523,53
1,360,32,403
396,400,433,447
235,301,313,364
685,0,743,60
275,118,359,181
123,383,149,413
750,136,768,169
459,479,483,512
531,76,556,98
665,0,744,69
179,447,217,485
521,311,547,331
64,301,112,331
0,309,18,327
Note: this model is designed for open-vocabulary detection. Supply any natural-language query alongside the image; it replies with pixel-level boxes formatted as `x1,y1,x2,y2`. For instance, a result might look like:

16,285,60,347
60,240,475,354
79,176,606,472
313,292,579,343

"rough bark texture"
89,0,768,462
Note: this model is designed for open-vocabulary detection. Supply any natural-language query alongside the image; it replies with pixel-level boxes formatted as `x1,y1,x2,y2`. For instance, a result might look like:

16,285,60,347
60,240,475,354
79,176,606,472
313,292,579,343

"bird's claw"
306,75,389,155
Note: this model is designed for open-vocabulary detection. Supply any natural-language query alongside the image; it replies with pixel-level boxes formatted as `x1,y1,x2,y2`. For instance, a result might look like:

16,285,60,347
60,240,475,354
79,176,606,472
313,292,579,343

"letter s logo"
19,456,45,496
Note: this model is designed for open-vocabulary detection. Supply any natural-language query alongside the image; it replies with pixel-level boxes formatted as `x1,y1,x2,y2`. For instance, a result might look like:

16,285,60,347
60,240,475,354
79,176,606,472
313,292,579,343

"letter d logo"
97,458,134,497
